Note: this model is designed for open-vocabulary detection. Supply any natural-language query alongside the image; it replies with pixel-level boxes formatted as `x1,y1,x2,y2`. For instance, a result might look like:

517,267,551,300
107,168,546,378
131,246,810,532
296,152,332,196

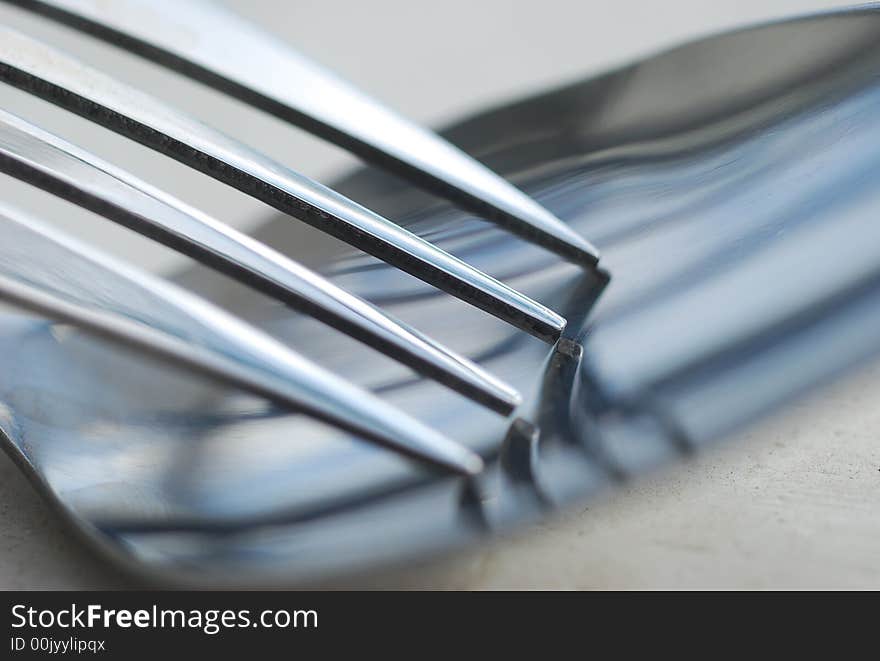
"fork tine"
0,27,567,344
0,202,485,475
4,0,601,268
0,109,521,415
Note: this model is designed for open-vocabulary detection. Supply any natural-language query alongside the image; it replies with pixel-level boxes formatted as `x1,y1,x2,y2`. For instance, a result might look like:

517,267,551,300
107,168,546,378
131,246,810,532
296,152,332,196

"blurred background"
0,0,876,588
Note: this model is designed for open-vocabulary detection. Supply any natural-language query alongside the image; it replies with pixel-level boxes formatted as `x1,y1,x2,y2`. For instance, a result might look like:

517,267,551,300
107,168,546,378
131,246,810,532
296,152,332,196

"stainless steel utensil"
0,0,878,585
0,0,608,473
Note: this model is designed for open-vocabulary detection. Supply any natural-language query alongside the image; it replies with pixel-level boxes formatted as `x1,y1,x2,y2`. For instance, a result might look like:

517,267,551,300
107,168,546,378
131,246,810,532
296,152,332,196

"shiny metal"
0,202,484,475
0,26,568,343
3,5,880,585
3,0,600,269
0,109,520,414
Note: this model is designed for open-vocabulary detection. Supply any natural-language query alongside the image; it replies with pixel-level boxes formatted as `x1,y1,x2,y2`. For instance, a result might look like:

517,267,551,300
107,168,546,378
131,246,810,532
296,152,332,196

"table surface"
0,0,875,589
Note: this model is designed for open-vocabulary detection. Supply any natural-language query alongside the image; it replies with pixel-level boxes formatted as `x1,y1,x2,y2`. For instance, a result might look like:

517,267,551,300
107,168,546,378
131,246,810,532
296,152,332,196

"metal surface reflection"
2,5,880,584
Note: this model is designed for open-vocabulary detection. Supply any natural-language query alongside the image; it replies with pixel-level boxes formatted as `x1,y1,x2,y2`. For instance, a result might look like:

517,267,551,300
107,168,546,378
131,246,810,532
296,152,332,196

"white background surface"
0,0,876,588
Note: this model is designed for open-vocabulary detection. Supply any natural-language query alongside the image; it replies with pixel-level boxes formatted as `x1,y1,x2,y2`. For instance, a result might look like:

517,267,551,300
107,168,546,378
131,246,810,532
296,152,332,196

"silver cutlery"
0,0,878,585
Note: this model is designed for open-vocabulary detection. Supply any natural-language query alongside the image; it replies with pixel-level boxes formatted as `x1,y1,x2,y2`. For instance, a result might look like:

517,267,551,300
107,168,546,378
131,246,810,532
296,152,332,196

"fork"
1,0,879,586
0,0,606,475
